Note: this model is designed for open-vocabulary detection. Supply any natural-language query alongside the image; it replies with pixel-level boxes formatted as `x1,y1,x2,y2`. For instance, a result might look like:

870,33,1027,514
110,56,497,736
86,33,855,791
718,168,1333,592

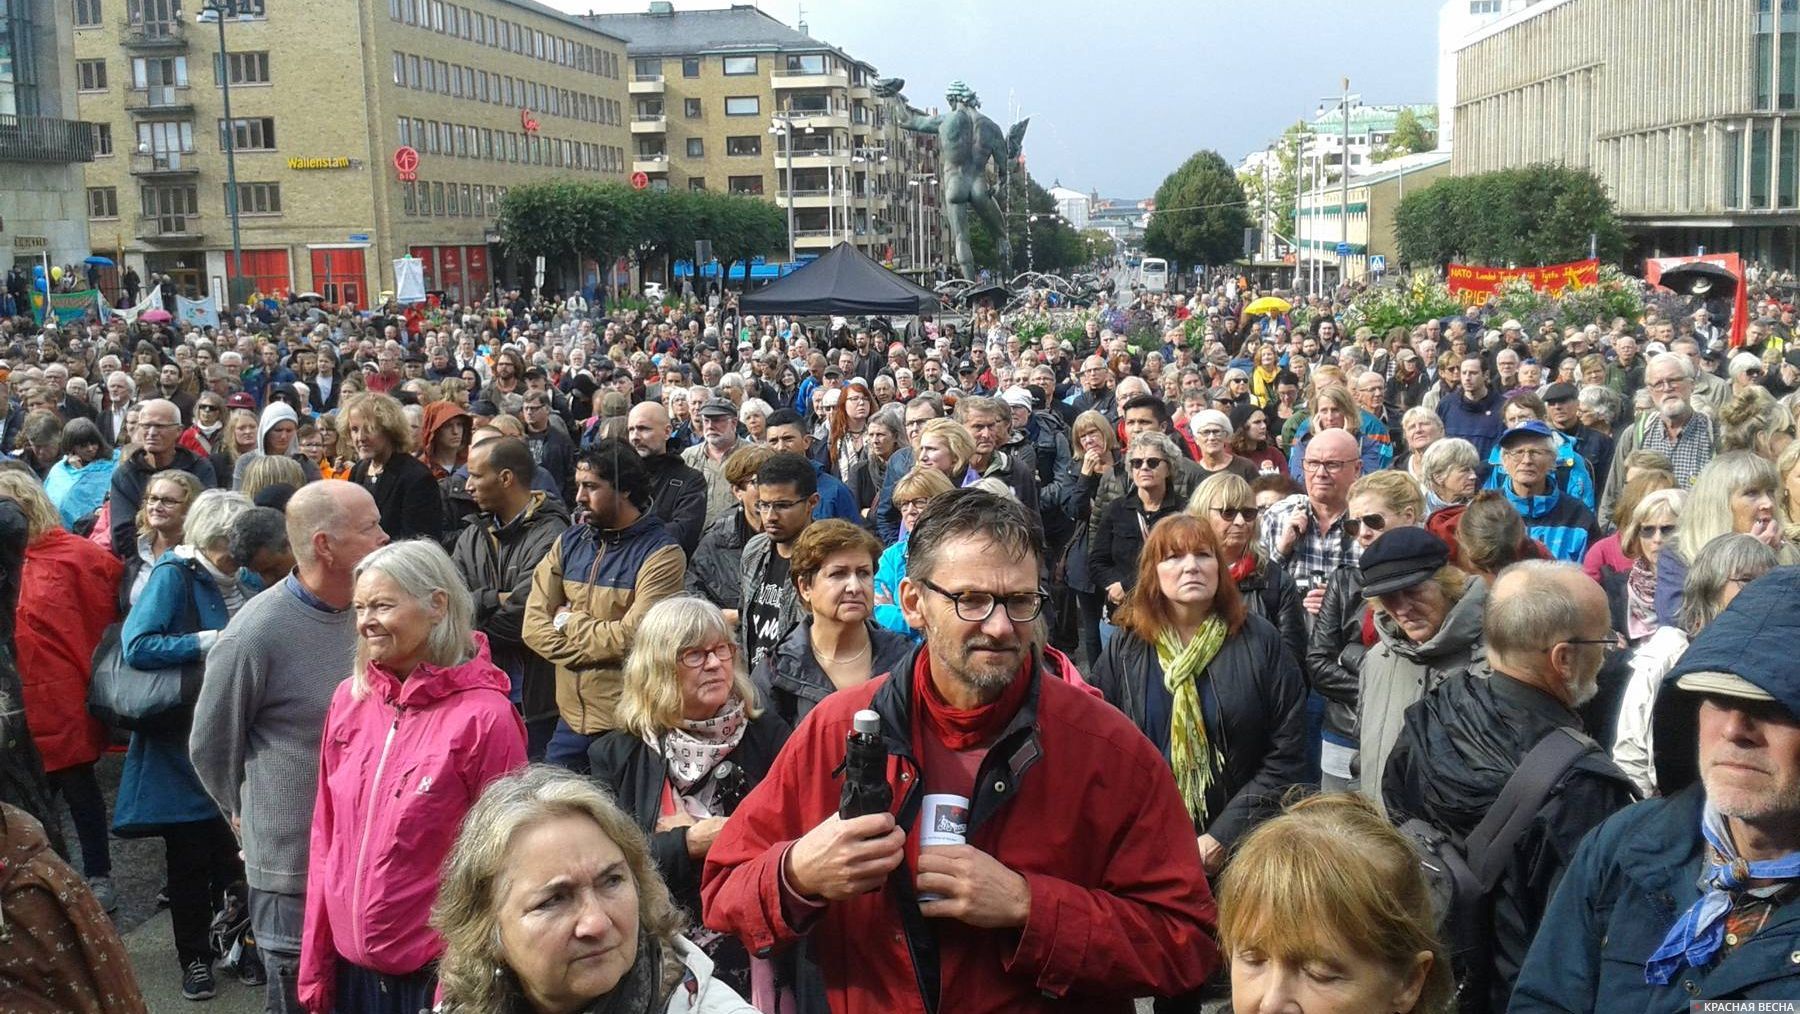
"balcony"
136,214,203,243
632,153,669,174
129,150,199,176
780,147,851,169
628,74,664,94
778,106,849,131
772,68,848,89
629,114,667,134
0,114,97,164
850,81,872,99
122,17,189,49
794,229,840,248
125,86,195,117
777,188,834,208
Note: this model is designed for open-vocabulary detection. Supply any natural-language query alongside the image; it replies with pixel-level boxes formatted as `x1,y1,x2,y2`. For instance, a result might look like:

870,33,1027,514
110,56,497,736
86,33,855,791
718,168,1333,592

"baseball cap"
1498,419,1556,447
226,392,257,410
1359,529,1451,599
957,359,975,373
1501,319,1523,331
1000,387,1034,411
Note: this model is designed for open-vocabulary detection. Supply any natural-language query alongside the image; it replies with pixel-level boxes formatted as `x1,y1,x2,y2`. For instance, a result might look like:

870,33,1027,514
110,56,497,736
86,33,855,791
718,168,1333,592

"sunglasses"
1128,457,1166,471
1212,506,1259,523
1639,523,1678,539
1341,513,1388,537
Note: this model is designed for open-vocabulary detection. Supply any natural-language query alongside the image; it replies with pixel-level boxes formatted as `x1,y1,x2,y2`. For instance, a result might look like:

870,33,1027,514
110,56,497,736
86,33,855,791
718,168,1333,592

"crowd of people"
2,268,1799,1013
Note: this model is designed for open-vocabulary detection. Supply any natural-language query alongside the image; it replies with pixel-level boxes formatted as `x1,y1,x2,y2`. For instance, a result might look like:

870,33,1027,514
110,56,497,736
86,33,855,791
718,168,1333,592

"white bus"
1139,257,1169,293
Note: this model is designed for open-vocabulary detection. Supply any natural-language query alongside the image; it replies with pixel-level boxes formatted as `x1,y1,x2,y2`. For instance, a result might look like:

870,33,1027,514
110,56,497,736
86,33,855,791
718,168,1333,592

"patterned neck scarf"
655,696,747,792
1645,799,1800,984
1156,616,1229,827
1626,557,1659,642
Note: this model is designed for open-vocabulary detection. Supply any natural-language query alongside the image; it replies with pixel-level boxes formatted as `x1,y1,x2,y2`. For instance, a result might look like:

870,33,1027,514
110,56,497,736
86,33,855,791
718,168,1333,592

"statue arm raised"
895,112,942,134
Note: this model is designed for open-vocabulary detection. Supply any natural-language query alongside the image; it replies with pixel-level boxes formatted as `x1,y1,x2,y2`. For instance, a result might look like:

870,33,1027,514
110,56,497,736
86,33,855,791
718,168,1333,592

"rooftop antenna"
796,1,807,34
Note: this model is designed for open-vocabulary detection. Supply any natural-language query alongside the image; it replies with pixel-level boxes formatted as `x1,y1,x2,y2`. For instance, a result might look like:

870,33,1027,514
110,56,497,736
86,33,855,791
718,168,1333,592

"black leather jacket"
1305,564,1365,742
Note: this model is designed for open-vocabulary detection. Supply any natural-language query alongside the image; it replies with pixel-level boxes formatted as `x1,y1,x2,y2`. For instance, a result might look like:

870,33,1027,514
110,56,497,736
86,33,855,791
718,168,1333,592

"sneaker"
181,959,216,1001
86,875,117,913
237,942,266,987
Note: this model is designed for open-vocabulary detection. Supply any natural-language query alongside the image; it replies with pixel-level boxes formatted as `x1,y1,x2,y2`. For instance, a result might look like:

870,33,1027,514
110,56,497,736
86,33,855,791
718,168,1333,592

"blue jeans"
544,719,597,774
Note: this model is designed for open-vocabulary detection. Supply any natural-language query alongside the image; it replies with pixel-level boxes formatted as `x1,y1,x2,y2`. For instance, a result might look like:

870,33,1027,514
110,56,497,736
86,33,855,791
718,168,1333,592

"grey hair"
107,371,136,400
1483,559,1589,662
869,405,906,442
228,506,290,566
350,540,475,699
1647,351,1694,382
1678,451,1779,563
615,596,761,741
1419,437,1479,490
1400,405,1441,436
1577,384,1621,426
1126,429,1182,466
906,487,1043,585
1680,533,1779,634
183,489,252,554
737,398,772,423
431,765,684,1014
955,395,1006,424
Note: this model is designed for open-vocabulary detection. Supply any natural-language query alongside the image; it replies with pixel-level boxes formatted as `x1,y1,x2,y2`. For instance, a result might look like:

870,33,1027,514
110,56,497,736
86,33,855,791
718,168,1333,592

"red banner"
1446,258,1599,303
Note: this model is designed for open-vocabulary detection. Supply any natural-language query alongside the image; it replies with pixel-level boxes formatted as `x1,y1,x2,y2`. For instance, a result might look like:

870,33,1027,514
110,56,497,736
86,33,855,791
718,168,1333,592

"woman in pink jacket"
300,539,526,1013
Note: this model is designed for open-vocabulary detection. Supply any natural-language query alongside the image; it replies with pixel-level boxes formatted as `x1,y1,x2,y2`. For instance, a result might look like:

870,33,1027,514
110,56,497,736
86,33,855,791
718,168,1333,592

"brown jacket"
0,803,147,1013
522,512,685,734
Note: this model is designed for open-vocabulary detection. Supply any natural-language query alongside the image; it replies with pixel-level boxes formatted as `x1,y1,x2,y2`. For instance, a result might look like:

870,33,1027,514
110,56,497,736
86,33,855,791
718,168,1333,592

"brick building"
73,0,629,309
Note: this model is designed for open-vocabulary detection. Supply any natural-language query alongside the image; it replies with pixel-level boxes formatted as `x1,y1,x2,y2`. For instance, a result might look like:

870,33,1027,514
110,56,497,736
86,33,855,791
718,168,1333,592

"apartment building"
587,2,943,273
3,0,96,279
73,0,628,308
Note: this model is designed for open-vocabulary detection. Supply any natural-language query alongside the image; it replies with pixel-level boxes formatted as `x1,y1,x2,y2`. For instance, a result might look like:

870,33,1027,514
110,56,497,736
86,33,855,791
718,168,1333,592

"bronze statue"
875,78,1029,280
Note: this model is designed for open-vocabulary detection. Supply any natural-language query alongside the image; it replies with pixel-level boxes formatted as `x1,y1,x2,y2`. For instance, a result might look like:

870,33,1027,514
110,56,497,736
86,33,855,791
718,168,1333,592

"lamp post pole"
769,114,798,266
203,0,244,307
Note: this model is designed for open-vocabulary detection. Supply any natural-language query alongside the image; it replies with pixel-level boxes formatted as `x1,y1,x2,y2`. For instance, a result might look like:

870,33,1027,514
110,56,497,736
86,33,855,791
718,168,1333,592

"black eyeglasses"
917,576,1047,623
1128,457,1166,471
1341,513,1388,537
1212,506,1259,523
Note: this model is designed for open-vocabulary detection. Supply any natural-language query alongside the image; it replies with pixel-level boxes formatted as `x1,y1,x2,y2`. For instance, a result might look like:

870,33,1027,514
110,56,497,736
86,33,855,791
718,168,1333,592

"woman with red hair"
1091,513,1310,878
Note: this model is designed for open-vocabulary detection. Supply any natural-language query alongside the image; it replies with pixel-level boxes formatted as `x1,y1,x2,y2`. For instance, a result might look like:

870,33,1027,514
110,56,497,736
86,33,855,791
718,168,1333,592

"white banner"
108,284,163,324
394,257,426,304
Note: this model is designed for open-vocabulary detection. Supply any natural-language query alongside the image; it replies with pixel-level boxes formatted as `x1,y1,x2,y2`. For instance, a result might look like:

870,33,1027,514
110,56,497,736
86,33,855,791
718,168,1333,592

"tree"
1372,108,1433,163
966,170,1088,275
1393,163,1626,270
1145,149,1251,270
496,181,644,297
696,191,787,289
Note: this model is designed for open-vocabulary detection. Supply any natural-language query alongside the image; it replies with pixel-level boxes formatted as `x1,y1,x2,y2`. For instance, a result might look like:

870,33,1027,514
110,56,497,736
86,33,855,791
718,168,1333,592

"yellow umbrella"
1243,296,1292,316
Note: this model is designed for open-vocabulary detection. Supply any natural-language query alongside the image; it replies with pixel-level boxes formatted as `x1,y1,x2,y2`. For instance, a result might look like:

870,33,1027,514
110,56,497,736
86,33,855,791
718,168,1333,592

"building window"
77,60,107,91
402,181,416,215
88,188,118,219
92,123,113,156
683,97,701,119
74,0,101,26
141,184,200,220
728,175,764,195
432,181,446,215
687,138,704,158
1468,0,1500,12
689,178,706,191
230,182,282,215
682,56,700,78
784,54,825,75
722,55,756,76
1752,122,1773,207
725,135,761,157
724,96,759,116
216,51,271,85
220,117,277,151
137,120,195,154
1782,123,1799,208
132,56,189,89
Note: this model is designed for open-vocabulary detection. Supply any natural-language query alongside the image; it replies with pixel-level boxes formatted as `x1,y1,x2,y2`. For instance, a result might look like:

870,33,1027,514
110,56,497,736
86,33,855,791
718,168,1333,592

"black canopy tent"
739,242,938,316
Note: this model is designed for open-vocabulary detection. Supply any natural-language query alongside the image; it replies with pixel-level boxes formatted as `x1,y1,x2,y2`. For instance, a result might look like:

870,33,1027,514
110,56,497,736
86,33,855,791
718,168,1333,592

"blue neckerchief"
1645,800,1800,984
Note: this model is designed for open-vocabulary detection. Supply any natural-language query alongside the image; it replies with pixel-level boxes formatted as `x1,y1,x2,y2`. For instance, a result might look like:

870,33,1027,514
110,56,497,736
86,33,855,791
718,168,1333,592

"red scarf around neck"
1228,554,1257,583
911,648,1032,751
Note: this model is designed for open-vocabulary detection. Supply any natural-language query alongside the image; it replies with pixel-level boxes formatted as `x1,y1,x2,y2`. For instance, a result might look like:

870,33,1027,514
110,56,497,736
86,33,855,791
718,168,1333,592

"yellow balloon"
49,266,63,283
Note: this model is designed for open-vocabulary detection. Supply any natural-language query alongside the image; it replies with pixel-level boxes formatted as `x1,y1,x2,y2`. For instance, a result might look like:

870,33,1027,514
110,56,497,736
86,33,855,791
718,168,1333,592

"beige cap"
1675,670,1776,703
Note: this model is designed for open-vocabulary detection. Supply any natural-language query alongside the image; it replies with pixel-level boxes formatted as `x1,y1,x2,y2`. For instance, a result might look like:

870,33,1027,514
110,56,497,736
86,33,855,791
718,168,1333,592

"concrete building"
1451,0,1800,268
73,0,629,309
584,3,942,274
1435,0,1542,148
2,0,96,282
1301,100,1438,178
1047,183,1090,230
1296,149,1452,287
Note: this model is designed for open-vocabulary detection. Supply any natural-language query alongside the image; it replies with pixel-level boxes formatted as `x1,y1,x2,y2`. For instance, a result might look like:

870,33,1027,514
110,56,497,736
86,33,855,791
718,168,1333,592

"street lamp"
768,113,809,267
907,174,936,273
852,145,888,253
198,0,252,306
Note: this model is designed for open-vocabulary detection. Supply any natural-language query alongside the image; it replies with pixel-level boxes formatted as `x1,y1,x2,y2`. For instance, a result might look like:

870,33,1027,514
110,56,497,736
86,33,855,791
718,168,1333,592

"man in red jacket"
702,489,1218,1013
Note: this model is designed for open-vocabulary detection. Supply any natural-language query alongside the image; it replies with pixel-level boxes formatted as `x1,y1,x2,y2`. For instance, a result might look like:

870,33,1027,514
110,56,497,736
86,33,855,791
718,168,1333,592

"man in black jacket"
1383,561,1635,1014
521,390,577,503
110,399,218,557
453,435,570,759
626,400,707,558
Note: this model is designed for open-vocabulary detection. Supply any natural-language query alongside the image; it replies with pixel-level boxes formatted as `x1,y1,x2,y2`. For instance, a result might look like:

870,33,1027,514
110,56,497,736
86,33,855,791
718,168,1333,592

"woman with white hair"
299,540,526,1014
1653,450,1798,626
431,766,757,1014
115,489,255,1000
1188,408,1258,482
737,398,772,444
1418,437,1481,515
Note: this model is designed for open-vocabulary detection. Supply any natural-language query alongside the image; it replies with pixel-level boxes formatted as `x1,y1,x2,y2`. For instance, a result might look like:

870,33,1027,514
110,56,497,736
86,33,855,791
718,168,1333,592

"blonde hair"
135,469,205,542
240,453,305,500
614,596,761,741
1069,409,1118,454
0,470,64,541
1621,488,1686,562
339,392,415,457
432,765,683,1013
894,466,956,504
350,540,475,700
1348,470,1426,521
1219,792,1452,1014
183,489,252,554
918,418,975,476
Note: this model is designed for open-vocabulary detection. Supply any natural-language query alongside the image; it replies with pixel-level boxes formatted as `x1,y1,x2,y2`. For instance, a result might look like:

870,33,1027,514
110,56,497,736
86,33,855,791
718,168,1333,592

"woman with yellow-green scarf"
1249,344,1283,408
1091,513,1312,878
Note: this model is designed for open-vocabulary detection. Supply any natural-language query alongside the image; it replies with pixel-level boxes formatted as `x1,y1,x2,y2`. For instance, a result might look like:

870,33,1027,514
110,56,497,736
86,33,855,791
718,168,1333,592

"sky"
549,0,1446,199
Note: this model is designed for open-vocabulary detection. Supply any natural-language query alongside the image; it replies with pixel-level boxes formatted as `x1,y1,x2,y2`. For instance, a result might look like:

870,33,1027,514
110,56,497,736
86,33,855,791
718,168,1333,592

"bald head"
1486,560,1611,705
287,480,379,572
626,400,671,459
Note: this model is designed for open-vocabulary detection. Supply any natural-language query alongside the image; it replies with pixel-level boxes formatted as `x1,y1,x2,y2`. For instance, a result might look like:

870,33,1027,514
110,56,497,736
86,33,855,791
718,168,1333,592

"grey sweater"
190,578,356,895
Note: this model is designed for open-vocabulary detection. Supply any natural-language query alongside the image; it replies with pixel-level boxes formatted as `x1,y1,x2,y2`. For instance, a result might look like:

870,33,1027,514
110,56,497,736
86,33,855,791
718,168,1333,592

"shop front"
407,244,491,305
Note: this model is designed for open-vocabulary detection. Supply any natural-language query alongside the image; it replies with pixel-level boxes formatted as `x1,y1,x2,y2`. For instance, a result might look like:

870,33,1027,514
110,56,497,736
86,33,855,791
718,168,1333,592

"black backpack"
1396,725,1599,1013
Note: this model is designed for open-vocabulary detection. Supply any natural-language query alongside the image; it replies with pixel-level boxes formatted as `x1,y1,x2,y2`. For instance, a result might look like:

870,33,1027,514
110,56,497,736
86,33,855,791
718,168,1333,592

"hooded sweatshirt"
416,401,473,481
232,401,320,489
298,633,525,1013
